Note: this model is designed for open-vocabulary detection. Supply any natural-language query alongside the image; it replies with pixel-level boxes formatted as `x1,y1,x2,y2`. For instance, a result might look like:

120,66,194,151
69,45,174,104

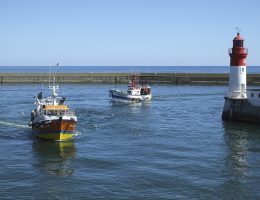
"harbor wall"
222,97,260,123
1,73,260,84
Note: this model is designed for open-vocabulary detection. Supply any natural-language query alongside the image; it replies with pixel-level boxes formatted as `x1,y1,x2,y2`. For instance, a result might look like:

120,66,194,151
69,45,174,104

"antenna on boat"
53,62,59,87
48,62,60,98
48,63,51,88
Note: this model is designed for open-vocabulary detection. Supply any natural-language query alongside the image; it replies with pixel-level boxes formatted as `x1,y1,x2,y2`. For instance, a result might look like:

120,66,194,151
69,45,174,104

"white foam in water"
0,121,28,129
75,131,82,136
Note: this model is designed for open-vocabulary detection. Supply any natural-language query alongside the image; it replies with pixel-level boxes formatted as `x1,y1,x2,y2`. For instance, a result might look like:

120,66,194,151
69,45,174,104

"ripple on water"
0,84,259,199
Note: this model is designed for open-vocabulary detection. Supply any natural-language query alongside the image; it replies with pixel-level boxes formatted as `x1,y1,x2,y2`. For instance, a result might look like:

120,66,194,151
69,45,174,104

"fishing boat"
29,64,77,141
109,76,152,102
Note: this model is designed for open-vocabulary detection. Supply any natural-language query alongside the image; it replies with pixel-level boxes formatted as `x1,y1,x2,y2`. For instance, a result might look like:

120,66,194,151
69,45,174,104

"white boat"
29,64,77,141
109,77,152,102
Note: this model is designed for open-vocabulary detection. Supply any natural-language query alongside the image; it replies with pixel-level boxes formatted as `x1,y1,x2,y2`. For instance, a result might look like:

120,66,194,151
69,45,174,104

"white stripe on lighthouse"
229,65,247,99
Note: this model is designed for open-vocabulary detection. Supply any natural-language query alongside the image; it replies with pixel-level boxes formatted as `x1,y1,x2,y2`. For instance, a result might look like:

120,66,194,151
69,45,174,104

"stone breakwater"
222,97,260,123
1,73,260,84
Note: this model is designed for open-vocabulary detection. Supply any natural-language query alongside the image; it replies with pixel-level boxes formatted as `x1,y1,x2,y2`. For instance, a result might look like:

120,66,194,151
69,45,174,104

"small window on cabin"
241,68,244,72
258,94,260,98
251,93,254,98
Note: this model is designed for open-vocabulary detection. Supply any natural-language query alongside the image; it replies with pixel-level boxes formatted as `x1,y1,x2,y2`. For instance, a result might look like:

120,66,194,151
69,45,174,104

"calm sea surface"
0,65,260,74
0,83,260,199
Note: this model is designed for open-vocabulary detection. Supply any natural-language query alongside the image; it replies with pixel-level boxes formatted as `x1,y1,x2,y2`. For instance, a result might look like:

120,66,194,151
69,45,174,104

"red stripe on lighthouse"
229,33,248,66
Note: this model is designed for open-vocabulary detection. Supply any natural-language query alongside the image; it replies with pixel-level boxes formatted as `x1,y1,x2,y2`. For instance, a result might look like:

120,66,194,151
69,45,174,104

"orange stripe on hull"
33,119,77,141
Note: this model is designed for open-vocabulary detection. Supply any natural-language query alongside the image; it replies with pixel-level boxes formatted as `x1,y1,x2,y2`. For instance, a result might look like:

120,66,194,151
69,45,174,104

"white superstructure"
228,65,247,98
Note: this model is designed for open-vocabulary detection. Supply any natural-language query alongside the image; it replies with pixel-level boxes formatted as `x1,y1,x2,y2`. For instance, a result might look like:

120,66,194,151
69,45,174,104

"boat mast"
49,63,59,100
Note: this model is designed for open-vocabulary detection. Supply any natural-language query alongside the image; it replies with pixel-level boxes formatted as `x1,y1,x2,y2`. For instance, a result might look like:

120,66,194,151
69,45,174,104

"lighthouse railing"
229,91,246,99
228,48,248,55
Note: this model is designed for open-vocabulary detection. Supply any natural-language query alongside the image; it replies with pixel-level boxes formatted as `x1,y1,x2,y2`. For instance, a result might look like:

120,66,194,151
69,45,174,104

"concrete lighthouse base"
222,97,260,123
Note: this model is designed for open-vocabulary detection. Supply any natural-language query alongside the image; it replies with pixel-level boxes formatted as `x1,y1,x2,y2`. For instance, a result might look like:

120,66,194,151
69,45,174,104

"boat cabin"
141,87,151,95
127,85,141,95
43,105,69,116
127,81,151,96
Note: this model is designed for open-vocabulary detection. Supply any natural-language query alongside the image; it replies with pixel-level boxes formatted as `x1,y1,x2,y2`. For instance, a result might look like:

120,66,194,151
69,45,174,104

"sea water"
0,83,259,199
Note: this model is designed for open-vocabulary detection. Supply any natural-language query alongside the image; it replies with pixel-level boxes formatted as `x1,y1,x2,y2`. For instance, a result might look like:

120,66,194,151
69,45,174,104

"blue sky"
0,0,259,66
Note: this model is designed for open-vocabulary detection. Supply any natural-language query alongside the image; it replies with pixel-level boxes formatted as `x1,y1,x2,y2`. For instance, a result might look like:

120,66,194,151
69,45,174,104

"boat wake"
74,131,82,136
0,120,29,129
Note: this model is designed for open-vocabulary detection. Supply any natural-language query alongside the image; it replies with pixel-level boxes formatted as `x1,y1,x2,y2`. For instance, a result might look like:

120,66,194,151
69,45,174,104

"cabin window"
258,94,260,98
147,88,150,94
241,68,244,73
251,93,254,98
141,88,144,95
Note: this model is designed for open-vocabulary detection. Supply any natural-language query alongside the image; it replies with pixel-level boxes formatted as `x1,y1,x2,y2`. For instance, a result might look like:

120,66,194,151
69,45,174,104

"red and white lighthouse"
228,32,248,98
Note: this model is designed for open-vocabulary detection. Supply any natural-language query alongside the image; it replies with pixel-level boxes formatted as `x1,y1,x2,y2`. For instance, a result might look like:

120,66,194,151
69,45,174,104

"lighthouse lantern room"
228,32,248,99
